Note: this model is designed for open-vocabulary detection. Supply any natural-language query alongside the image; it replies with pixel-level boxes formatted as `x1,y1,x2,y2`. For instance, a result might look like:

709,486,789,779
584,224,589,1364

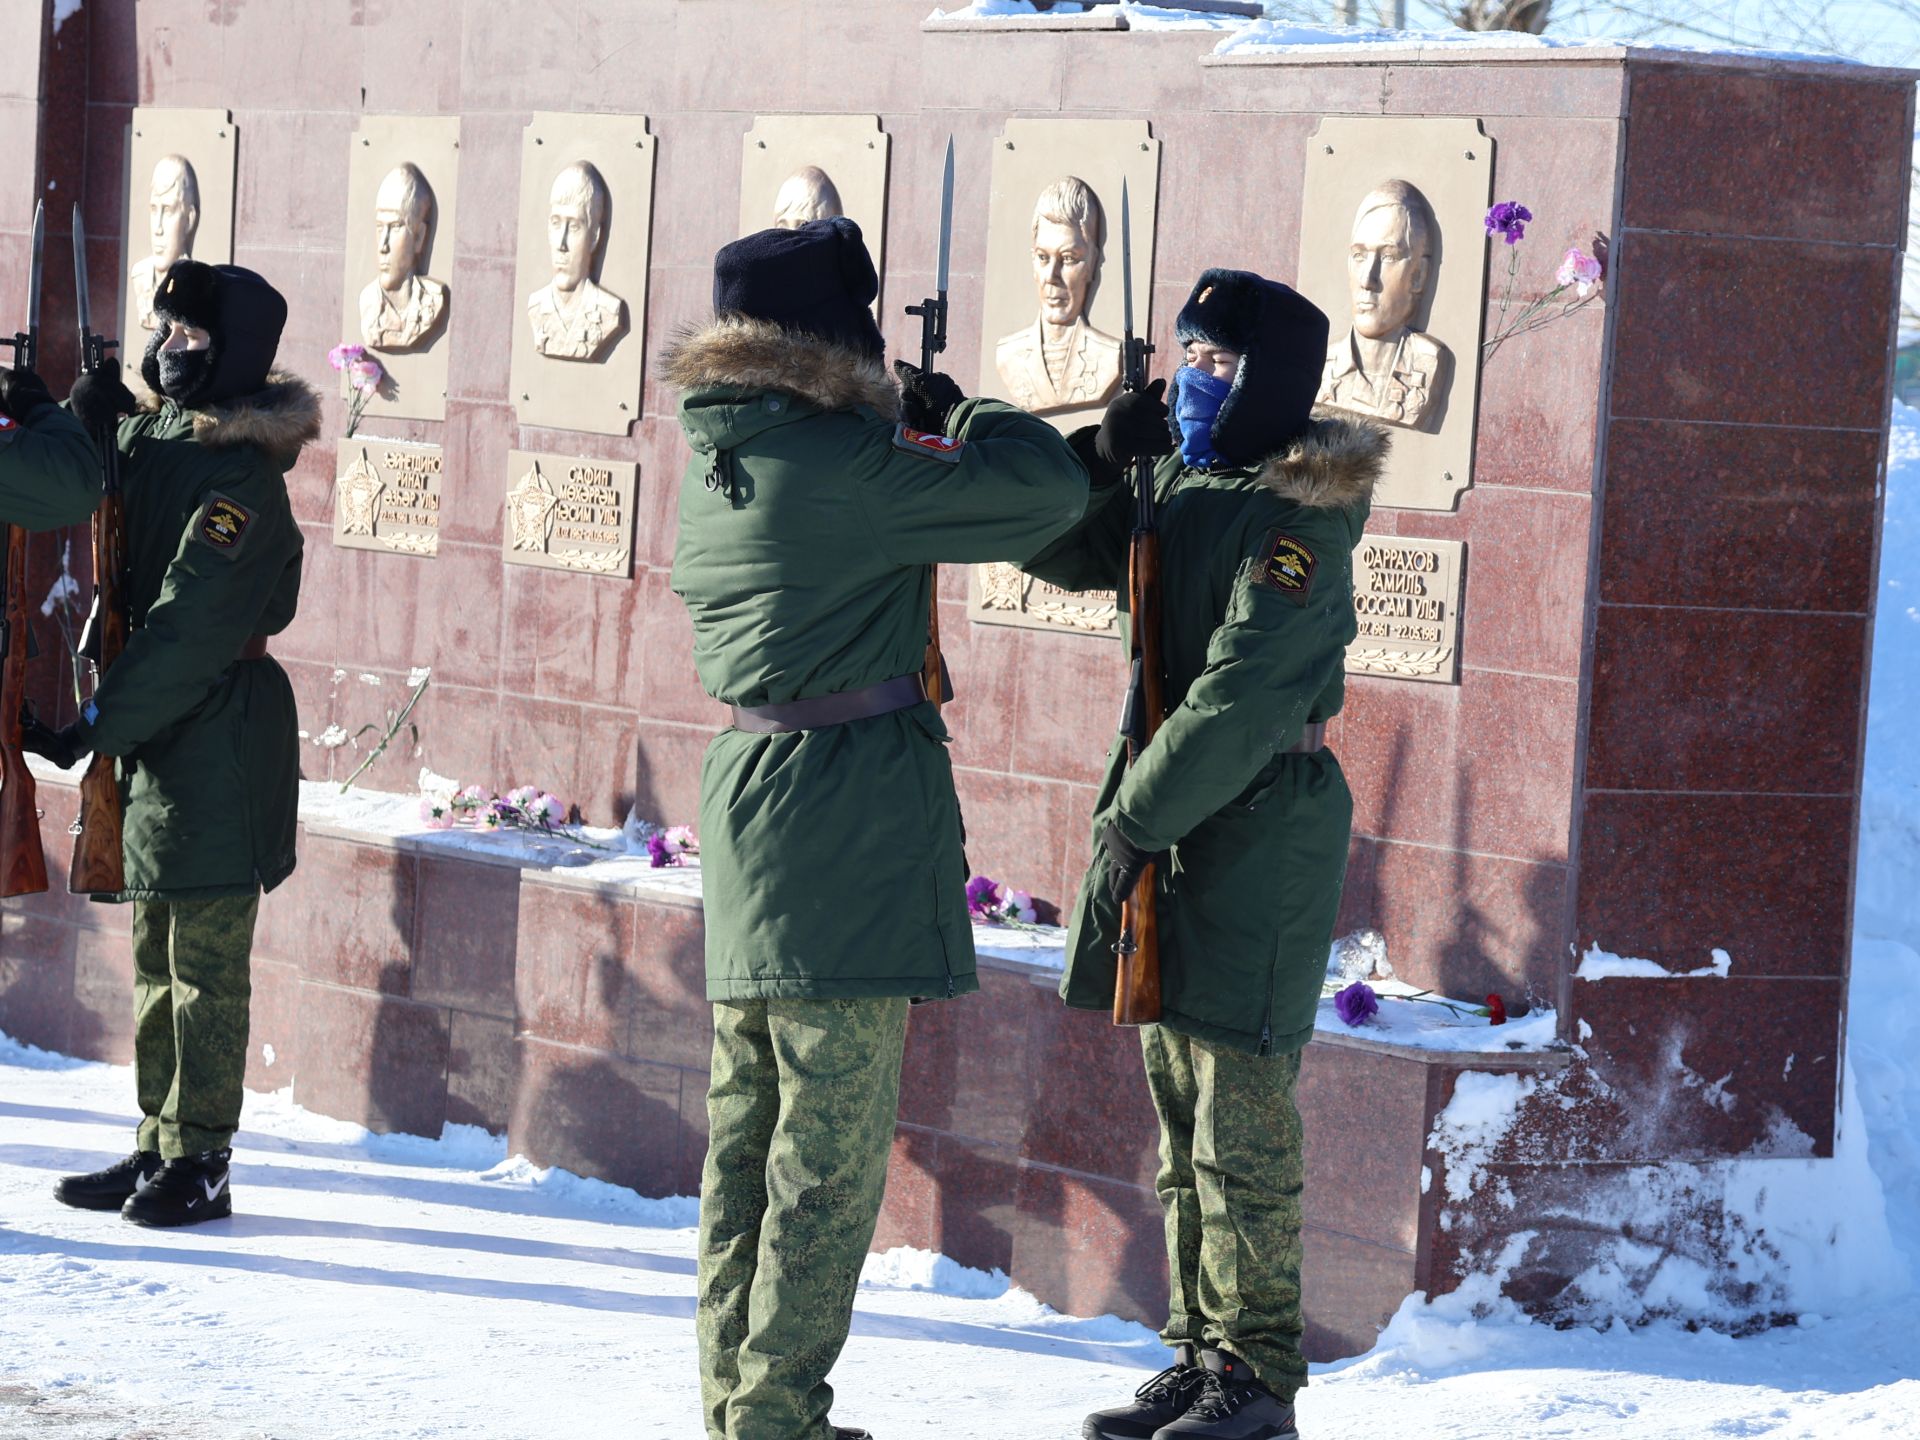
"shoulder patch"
196,493,255,554
1253,529,1317,604
892,423,966,465
0,414,17,446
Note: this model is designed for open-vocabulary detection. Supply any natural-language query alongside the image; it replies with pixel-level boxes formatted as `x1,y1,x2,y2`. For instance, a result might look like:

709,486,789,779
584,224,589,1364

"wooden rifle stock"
0,522,48,897
1113,513,1166,1026
69,478,126,897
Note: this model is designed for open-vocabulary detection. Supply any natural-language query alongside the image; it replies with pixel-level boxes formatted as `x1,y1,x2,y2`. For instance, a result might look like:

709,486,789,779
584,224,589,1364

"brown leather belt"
1282,721,1327,754
730,667,951,735
237,634,271,662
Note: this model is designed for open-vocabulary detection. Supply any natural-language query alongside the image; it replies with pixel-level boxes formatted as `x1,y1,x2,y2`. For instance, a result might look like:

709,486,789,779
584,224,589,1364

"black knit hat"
712,217,885,359
1173,269,1329,465
140,260,288,407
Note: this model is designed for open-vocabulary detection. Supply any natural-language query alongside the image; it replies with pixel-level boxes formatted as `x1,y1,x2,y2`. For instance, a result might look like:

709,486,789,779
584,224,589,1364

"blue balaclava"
1171,365,1232,467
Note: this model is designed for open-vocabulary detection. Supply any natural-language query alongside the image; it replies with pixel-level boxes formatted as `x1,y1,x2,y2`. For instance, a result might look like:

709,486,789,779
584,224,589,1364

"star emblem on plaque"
338,450,384,537
506,464,561,552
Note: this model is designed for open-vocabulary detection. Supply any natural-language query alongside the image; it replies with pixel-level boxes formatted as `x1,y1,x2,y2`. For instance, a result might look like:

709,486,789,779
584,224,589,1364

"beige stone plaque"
120,109,237,398
1345,535,1464,684
1298,117,1492,512
969,563,1119,639
977,118,1160,434
738,115,890,295
509,113,655,436
332,439,444,558
338,115,460,423
502,450,637,578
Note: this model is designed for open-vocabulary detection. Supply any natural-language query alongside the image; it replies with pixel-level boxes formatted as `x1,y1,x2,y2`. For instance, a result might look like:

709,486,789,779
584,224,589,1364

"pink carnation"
418,796,456,830
327,343,366,372
1555,247,1604,298
531,792,566,825
349,358,384,395
1004,889,1037,924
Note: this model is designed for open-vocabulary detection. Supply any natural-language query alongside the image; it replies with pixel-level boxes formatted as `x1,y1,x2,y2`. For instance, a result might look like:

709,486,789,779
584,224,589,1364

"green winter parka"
0,376,318,901
1024,412,1386,1055
665,318,1089,1003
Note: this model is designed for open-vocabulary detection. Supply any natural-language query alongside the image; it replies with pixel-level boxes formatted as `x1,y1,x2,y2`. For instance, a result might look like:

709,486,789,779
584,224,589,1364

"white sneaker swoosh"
200,1174,229,1203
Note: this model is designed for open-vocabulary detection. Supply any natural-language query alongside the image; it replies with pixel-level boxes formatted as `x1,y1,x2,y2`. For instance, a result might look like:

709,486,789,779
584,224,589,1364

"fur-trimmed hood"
141,371,323,463
659,316,898,418
1250,410,1388,511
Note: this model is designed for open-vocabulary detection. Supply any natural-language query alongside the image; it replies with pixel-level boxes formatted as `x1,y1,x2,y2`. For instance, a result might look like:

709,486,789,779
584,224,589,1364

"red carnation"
1485,993,1508,1026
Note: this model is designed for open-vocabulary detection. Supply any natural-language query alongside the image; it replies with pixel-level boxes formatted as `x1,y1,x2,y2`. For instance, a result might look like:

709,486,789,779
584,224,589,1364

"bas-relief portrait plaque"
1298,117,1492,512
1346,535,1464,684
968,120,1158,641
502,450,637,578
978,119,1159,433
332,439,444,558
739,115,890,293
508,113,656,437
120,109,237,398
338,116,461,423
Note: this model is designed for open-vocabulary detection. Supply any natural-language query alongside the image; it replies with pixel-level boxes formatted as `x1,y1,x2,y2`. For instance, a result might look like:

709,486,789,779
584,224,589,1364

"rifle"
1112,180,1164,1028
68,204,128,897
904,136,955,711
0,202,49,897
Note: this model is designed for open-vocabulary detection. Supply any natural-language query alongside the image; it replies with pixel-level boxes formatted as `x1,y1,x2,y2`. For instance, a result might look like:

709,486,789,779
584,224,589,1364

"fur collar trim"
141,372,324,461
659,316,898,416
1251,412,1388,510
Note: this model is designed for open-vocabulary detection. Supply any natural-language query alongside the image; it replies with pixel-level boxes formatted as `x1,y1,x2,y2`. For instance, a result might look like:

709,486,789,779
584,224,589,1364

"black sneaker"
1152,1349,1298,1439
1085,1346,1205,1439
832,1429,873,1439
52,1150,162,1211
121,1149,233,1228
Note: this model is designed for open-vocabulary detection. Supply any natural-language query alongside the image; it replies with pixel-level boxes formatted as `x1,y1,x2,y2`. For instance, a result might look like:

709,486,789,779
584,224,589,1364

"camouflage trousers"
131,893,259,1159
1141,1026,1307,1399
697,996,909,1440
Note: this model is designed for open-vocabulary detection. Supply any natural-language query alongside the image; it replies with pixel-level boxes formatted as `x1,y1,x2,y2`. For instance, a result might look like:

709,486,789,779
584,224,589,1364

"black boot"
1084,1345,1206,1439
52,1150,162,1211
121,1149,233,1228
1151,1349,1298,1439
832,1429,873,1439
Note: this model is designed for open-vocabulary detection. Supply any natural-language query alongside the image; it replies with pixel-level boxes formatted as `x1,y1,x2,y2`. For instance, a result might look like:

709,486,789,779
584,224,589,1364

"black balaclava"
1170,269,1330,467
710,216,885,359
140,260,289,408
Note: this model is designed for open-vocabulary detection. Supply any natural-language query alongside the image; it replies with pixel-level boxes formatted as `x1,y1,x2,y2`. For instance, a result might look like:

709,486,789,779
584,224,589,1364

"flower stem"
340,669,431,792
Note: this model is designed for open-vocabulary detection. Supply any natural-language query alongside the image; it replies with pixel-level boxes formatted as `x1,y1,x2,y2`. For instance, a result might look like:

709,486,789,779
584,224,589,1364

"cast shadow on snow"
0,1223,1149,1367
0,1100,142,1131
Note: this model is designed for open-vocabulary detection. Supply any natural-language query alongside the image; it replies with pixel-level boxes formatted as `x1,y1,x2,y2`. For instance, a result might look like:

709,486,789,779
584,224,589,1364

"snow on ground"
4,441,1919,1434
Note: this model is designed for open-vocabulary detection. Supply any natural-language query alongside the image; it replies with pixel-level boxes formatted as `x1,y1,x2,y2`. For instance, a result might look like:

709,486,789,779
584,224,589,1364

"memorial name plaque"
502,450,637,578
333,439,444,558
970,562,1119,639
1345,534,1464,684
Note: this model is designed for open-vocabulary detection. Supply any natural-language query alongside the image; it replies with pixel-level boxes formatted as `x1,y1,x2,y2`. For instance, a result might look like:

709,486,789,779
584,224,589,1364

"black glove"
0,366,56,423
1095,378,1172,476
893,360,967,436
20,715,90,771
1101,821,1163,907
68,362,138,436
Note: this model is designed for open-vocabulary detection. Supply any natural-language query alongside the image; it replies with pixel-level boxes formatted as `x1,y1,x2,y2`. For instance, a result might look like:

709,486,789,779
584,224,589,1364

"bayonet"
73,204,115,378
3,201,42,373
906,136,954,373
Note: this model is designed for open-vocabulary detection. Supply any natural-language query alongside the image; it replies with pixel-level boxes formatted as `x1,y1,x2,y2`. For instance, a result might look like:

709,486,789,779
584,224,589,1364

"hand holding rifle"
904,137,957,711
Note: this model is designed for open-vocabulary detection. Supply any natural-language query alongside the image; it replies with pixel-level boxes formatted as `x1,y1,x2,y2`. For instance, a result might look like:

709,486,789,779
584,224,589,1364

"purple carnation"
646,832,675,869
1485,201,1532,246
1334,981,1380,1027
965,875,1001,916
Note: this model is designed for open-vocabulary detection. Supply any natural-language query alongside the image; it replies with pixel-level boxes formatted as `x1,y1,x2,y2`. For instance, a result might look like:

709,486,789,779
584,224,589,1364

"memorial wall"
0,0,1909,1356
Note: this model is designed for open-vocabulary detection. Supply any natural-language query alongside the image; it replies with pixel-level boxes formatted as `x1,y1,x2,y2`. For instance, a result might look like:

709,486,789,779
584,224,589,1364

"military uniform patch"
0,414,16,447
197,494,254,553
892,423,966,465
1255,530,1317,603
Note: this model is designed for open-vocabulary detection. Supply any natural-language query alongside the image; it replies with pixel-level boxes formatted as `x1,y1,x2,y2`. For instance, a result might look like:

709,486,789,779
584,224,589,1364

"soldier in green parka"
666,217,1087,1440
0,261,317,1228
1023,271,1386,1440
